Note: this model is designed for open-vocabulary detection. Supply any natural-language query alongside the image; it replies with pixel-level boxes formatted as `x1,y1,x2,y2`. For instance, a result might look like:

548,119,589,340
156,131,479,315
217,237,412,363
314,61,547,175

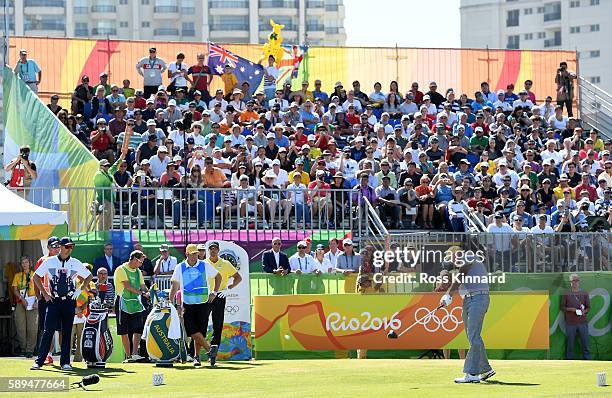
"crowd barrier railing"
10,185,370,241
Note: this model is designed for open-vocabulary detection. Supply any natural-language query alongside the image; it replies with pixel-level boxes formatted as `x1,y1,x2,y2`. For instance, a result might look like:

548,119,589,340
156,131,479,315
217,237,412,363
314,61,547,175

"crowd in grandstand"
11,49,612,232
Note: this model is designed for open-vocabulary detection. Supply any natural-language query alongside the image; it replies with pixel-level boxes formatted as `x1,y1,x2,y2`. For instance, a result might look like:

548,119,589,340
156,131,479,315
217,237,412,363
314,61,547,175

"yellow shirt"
113,263,145,297
222,73,238,95
288,170,310,185
310,147,322,160
553,186,575,202
12,271,35,297
206,257,237,290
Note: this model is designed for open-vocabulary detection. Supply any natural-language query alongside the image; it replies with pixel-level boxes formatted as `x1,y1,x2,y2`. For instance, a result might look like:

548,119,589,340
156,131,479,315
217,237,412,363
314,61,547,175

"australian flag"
208,43,264,95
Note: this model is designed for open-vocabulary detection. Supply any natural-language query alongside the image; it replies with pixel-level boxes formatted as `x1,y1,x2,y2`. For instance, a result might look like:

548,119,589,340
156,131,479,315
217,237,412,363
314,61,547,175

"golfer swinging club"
439,247,495,383
169,244,221,367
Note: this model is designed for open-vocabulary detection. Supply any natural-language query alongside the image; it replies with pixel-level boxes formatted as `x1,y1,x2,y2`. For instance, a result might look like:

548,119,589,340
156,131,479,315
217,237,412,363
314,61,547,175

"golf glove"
70,288,82,300
217,288,230,298
440,294,452,307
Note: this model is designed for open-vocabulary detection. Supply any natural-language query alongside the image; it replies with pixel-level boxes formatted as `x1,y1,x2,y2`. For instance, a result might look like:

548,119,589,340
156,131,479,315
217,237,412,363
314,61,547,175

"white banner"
206,240,252,360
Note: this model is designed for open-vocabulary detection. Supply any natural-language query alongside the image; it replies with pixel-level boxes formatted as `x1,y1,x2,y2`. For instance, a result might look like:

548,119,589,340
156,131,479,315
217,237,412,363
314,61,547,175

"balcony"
260,0,298,8
325,27,340,34
306,0,324,7
544,38,561,47
91,5,117,13
154,28,180,35
73,6,88,13
211,24,249,31
543,12,561,22
182,29,196,37
154,6,178,12
181,6,195,13
325,4,339,11
306,24,324,31
259,23,296,31
209,0,248,7
91,28,117,35
25,0,64,6
74,28,89,37
24,21,65,31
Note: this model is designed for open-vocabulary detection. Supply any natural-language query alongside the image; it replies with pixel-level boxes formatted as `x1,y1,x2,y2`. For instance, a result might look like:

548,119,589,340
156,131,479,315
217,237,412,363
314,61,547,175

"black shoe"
193,356,201,367
208,345,218,366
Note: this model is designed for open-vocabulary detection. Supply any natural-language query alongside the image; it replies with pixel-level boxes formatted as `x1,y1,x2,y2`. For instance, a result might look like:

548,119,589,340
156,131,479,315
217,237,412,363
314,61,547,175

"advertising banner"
254,292,549,351
206,241,252,360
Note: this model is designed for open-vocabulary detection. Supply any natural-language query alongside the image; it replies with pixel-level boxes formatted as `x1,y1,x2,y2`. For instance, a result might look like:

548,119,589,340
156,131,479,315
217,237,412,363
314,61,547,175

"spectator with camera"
5,145,37,192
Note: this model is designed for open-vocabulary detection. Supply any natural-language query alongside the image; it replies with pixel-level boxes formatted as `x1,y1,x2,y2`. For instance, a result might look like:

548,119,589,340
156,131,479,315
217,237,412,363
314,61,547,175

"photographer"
555,62,576,117
5,146,37,194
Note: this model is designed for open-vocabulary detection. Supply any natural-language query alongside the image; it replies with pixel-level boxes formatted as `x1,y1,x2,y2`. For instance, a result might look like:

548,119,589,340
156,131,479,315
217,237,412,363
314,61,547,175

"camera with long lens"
20,148,30,161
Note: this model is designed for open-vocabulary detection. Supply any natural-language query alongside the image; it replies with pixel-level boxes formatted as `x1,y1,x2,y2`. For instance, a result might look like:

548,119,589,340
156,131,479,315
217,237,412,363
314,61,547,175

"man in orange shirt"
239,101,259,125
33,237,61,364
203,157,231,189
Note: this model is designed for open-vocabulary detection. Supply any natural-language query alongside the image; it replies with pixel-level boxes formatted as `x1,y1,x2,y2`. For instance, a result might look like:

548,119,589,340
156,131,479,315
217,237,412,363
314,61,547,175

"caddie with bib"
114,250,149,362
169,244,221,367
31,237,92,371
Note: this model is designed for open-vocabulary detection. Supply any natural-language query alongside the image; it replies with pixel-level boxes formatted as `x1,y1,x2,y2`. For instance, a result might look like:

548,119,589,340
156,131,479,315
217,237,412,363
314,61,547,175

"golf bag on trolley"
80,299,114,368
142,290,188,366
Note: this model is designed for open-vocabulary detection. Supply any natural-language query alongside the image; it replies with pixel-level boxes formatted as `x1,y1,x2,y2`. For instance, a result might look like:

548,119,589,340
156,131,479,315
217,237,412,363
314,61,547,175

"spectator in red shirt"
409,82,424,105
108,108,126,137
471,113,490,135
293,124,308,148
344,104,360,126
574,174,598,202
90,118,115,163
187,52,212,103
308,170,332,222
134,89,146,109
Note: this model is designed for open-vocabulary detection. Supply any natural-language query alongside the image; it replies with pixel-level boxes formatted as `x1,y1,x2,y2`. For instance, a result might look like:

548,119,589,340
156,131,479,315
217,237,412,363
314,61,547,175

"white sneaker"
61,364,73,371
131,354,145,361
454,374,480,383
480,369,496,381
30,362,41,370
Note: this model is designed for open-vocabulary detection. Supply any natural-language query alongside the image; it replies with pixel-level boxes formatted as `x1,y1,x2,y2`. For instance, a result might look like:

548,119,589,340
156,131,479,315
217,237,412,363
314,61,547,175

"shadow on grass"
36,365,136,379
484,380,540,386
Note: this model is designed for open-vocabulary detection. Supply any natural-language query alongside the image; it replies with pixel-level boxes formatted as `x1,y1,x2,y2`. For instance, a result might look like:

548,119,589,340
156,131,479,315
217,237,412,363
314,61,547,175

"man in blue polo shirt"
169,244,221,367
14,49,41,94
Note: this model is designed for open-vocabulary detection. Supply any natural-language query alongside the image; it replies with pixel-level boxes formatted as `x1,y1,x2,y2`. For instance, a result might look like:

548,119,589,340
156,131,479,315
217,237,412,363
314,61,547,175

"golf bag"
80,301,113,368
142,298,187,365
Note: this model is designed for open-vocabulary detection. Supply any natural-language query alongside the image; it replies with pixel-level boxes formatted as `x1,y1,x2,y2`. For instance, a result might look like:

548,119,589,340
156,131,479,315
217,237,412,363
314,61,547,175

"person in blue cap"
31,237,92,371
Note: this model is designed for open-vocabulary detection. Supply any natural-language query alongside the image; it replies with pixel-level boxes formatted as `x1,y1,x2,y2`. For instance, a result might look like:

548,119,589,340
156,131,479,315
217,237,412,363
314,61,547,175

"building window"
92,20,116,35
119,21,128,28
590,50,600,57
209,0,248,7
74,0,88,13
569,1,580,7
543,2,561,22
141,21,150,28
24,15,65,31
590,24,600,32
211,15,249,31
544,30,562,47
119,0,128,4
591,0,599,5
182,0,195,13
590,77,601,84
506,9,519,27
537,6,545,13
524,33,533,40
537,32,545,39
570,26,580,33
259,0,298,8
154,0,178,12
524,8,532,15
141,0,149,4
506,35,520,49
74,22,88,37
259,16,296,31
182,21,195,37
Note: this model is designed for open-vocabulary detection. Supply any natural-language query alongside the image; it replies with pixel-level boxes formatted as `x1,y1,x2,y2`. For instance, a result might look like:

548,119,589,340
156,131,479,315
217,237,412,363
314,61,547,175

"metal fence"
11,186,379,242
388,232,611,273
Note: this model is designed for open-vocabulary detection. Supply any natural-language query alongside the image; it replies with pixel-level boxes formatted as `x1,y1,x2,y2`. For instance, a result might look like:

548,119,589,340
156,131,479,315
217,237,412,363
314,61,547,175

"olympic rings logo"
225,305,240,315
414,306,463,332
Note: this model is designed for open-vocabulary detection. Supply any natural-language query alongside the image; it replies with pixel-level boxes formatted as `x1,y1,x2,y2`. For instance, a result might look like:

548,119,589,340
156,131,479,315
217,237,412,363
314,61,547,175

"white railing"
578,76,612,140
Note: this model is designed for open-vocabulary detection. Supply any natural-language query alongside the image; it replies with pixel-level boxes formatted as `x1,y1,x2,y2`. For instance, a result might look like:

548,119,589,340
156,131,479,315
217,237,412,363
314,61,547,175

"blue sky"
343,0,461,48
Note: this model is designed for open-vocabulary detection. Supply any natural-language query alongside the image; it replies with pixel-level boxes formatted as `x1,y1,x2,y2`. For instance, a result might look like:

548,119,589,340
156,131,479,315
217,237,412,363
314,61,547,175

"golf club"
387,304,444,339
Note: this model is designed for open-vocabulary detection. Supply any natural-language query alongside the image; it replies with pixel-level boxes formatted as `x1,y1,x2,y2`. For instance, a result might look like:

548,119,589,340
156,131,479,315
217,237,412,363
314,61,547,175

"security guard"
31,237,92,370
205,241,242,366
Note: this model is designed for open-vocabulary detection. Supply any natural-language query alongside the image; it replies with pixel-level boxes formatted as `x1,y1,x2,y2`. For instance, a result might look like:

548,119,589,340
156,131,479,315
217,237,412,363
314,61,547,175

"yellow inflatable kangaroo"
263,19,285,65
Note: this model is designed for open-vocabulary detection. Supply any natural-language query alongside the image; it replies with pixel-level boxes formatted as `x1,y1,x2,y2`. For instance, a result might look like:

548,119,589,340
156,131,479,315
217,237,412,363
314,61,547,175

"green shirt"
122,87,135,99
93,157,121,203
117,132,144,150
114,263,145,314
518,171,539,190
470,135,489,150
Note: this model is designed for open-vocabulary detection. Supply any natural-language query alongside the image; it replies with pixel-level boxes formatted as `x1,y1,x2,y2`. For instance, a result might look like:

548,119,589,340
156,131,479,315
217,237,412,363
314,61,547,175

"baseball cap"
168,99,177,106
343,238,353,246
494,212,504,219
266,132,275,139
185,244,199,255
297,241,307,249
48,236,60,248
159,244,169,252
59,236,75,247
99,159,110,167
208,241,220,249
146,119,156,126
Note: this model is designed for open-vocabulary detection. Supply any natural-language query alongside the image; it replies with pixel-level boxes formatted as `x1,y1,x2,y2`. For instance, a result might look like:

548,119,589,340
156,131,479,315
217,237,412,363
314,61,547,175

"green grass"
1,358,610,397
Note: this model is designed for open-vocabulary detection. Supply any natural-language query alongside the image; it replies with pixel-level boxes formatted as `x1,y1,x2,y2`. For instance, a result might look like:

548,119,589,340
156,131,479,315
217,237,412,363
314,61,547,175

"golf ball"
284,334,291,340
